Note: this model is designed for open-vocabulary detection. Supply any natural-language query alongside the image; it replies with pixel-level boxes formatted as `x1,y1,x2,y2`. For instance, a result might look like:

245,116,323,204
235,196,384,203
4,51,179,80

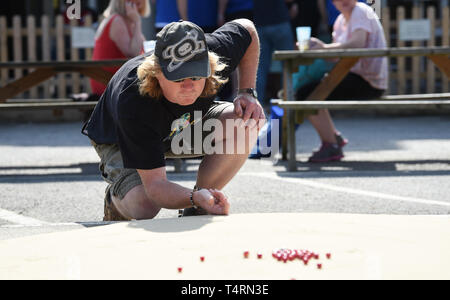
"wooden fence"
382,2,449,94
0,14,96,99
0,3,449,100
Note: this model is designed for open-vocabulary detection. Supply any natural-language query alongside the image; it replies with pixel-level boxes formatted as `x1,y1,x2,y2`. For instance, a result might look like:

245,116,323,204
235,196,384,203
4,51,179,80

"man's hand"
194,189,230,215
233,93,266,130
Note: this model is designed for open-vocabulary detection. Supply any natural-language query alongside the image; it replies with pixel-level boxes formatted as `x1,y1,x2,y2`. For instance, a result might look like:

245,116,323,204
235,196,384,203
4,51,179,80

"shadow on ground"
273,159,450,178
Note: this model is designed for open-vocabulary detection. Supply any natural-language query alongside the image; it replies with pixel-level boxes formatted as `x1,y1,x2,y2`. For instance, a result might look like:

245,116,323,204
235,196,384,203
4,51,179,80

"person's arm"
309,29,368,49
287,0,299,20
137,167,230,214
217,0,229,26
230,19,265,129
177,0,188,20
110,4,144,57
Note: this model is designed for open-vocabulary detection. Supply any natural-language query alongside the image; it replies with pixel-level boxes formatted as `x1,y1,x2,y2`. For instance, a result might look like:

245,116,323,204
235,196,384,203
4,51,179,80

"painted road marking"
0,208,49,226
243,172,450,207
1,171,448,228
0,221,118,228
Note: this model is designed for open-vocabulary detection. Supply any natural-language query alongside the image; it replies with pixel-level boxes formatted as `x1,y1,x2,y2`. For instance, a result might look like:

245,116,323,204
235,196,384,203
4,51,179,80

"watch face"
241,88,257,98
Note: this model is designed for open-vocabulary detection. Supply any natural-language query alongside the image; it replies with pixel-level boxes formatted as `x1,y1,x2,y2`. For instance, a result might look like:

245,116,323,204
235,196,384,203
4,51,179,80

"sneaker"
179,207,208,217
103,185,131,221
248,151,272,159
308,142,344,163
335,132,348,148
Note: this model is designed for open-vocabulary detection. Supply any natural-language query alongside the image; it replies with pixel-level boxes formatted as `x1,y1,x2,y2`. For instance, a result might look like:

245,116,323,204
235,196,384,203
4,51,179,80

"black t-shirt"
82,22,251,170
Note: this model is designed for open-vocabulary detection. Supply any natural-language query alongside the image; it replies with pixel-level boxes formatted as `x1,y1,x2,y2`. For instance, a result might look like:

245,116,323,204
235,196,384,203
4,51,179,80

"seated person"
296,0,388,163
90,0,148,97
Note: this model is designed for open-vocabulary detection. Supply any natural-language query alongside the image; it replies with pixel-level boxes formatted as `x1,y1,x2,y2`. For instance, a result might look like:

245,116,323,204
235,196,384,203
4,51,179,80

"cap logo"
162,29,206,72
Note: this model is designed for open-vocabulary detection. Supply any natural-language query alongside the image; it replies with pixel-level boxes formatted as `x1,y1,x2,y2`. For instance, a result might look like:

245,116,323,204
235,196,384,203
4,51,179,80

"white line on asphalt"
0,221,118,228
244,172,450,207
0,208,49,226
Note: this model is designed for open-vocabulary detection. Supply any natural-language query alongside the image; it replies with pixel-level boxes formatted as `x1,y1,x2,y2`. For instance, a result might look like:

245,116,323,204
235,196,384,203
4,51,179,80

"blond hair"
103,0,151,18
137,52,229,99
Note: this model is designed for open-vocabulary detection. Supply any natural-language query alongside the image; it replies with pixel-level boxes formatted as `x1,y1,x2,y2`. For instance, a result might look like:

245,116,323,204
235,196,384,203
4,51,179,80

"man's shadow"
127,215,219,233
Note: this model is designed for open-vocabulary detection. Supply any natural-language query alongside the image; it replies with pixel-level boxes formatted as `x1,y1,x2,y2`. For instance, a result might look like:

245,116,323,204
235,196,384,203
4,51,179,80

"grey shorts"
91,101,233,200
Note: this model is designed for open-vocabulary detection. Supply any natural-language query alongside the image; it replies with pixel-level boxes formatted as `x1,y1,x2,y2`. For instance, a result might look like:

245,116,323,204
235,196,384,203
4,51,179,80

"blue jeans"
256,22,294,105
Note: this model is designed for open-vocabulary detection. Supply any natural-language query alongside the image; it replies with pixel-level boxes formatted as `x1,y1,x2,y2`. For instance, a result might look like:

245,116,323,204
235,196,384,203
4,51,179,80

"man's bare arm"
137,168,229,214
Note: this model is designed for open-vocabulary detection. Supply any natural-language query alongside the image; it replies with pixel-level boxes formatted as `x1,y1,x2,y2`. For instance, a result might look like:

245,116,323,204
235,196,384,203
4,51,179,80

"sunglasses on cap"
172,77,204,83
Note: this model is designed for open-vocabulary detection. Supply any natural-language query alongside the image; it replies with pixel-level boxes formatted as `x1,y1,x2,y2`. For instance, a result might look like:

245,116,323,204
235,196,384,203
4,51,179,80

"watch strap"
238,88,257,98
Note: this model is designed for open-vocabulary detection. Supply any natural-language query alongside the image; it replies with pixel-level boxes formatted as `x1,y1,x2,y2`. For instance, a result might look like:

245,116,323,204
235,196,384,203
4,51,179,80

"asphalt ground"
0,113,449,240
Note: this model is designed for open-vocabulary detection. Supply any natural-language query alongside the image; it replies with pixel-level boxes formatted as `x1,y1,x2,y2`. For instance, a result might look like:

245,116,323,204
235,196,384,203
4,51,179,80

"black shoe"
335,132,349,148
308,142,344,163
179,207,208,217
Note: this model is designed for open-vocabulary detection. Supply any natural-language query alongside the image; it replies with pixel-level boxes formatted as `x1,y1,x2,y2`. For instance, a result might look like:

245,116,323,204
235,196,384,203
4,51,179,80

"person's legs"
257,22,294,106
196,104,259,189
327,73,385,100
308,73,384,145
91,141,161,220
272,22,294,51
308,109,338,144
256,25,273,106
305,73,386,162
295,80,338,144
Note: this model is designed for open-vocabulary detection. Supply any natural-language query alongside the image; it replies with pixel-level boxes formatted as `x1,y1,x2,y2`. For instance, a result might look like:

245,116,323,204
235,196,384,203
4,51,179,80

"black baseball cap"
155,21,211,81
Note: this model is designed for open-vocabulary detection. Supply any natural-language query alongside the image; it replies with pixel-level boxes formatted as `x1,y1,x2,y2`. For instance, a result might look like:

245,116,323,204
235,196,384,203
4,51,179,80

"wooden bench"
273,47,450,165
0,60,126,102
0,100,98,111
271,98,450,172
381,93,450,100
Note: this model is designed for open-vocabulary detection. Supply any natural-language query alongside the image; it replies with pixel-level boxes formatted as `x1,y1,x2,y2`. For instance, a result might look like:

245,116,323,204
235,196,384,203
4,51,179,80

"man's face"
157,74,206,106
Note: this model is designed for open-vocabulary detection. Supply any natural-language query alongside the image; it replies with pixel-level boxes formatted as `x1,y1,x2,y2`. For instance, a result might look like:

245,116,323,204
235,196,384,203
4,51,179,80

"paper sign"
399,19,431,41
71,27,96,48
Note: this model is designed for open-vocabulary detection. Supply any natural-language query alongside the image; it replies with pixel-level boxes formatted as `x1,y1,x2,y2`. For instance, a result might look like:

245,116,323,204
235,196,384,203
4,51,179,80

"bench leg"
287,109,297,172
173,158,185,173
0,68,56,102
282,113,288,160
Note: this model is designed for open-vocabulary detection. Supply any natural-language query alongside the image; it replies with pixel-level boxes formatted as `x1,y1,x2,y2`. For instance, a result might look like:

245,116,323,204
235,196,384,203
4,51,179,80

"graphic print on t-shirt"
163,112,191,143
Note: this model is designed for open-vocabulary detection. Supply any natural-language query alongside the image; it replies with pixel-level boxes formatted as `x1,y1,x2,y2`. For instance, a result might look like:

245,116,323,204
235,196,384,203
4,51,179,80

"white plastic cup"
296,26,311,51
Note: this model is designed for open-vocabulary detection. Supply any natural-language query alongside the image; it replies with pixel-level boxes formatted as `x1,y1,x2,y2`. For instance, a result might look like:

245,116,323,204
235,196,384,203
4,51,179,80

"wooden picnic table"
0,59,128,102
273,46,450,170
0,58,194,173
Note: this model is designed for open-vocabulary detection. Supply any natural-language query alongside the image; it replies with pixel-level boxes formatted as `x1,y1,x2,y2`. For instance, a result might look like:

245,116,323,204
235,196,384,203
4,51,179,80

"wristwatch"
238,88,258,99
